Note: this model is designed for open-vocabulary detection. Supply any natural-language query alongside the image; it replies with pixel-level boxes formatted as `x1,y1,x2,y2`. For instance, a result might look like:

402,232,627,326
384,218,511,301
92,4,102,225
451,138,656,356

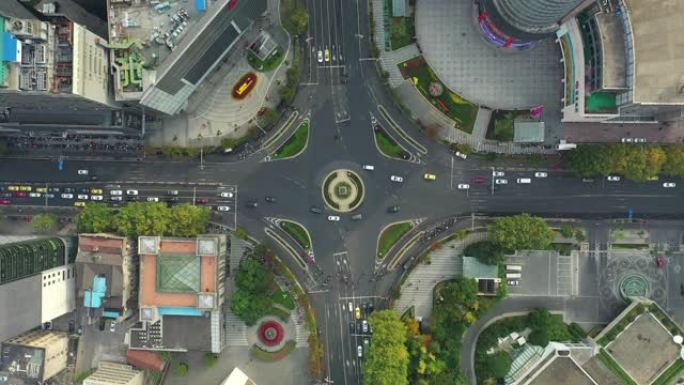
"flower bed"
250,340,296,362
232,72,258,99
258,320,285,346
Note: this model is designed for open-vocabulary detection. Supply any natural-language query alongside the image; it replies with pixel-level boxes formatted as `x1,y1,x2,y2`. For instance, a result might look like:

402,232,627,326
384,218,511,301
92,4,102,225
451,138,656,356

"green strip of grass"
375,130,403,158
378,222,413,260
597,349,637,385
653,359,684,385
247,47,285,72
273,121,309,159
279,220,311,249
611,243,649,249
271,286,296,310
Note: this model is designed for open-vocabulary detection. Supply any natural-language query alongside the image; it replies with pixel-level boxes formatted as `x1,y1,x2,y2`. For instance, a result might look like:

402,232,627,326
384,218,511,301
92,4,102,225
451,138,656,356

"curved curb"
268,118,311,162
265,227,308,270
377,104,428,154
372,123,415,163
274,218,315,260
386,230,425,271
261,110,300,150
321,169,365,213
376,220,415,265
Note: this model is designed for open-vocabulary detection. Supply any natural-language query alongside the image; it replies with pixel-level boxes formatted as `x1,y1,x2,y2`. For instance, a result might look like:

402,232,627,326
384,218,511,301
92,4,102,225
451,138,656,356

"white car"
77,169,89,175
454,151,467,160
219,191,234,198
217,205,231,212
457,184,470,190
91,195,104,201
126,189,138,196
110,321,116,333
492,171,505,177
29,192,41,198
317,50,323,63
495,179,508,185
621,138,634,143
534,172,548,178
110,196,123,201
110,190,123,196
389,175,404,183
61,193,74,199
147,197,159,202
357,345,363,358
635,138,647,143
362,165,375,171
328,215,341,222
663,182,677,188
77,194,89,200
607,176,621,182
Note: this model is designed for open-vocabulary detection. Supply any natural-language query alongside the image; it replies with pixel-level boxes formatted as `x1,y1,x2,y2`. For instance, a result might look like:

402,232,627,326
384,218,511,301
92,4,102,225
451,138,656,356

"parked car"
534,172,548,178
607,175,621,182
454,151,467,160
220,191,234,198
77,169,89,175
217,205,231,212
495,179,508,185
507,279,520,287
77,194,89,200
663,182,677,188
109,320,116,332
61,193,74,199
126,189,139,196
317,50,323,63
110,190,123,196
29,192,41,198
146,197,159,202
389,175,404,183
91,188,103,195
355,307,361,320
91,195,104,201
110,196,123,201
168,190,179,196
492,171,505,177
357,345,363,358
471,176,486,184
14,191,27,197
362,320,369,334
36,187,47,193
74,201,86,208
0,199,10,205
196,198,209,204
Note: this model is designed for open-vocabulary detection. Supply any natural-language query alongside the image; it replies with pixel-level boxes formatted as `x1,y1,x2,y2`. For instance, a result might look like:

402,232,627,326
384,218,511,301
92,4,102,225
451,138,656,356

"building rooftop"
593,12,626,90
221,367,257,385
514,121,545,143
463,257,499,279
1,330,69,384
623,0,684,104
83,361,143,385
34,0,108,39
0,0,36,20
528,356,596,385
0,277,41,343
126,350,164,372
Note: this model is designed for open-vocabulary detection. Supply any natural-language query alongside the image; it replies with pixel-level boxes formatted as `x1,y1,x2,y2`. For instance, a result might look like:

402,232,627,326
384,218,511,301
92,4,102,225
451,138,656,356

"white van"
506,272,522,279
516,178,531,184
506,264,522,272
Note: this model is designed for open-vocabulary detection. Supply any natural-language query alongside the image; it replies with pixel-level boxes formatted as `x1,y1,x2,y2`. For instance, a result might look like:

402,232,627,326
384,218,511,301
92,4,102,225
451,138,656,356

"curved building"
477,0,585,48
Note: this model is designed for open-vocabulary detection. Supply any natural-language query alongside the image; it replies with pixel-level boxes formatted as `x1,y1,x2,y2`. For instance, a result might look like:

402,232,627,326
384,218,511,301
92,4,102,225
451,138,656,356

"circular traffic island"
322,169,365,213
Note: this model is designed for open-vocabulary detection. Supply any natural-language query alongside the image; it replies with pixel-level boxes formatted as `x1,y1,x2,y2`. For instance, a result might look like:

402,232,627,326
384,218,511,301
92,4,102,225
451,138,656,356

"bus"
505,264,522,272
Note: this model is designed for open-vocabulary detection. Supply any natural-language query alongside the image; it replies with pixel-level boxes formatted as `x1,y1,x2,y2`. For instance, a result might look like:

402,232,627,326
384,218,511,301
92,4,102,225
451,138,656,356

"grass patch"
375,129,404,158
485,109,533,142
398,56,477,133
611,243,649,250
348,172,364,209
271,286,296,310
652,359,684,385
279,220,311,249
323,174,340,210
597,349,638,385
377,222,413,260
273,121,309,159
247,47,285,72
250,340,296,361
389,16,414,50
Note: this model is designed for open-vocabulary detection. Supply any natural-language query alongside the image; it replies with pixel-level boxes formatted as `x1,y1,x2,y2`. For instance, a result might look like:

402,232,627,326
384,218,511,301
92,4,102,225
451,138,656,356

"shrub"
528,329,549,347
175,362,189,376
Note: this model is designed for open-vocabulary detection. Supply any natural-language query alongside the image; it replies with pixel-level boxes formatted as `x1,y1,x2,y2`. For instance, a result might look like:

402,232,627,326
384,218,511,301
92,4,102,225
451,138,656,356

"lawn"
273,121,309,159
374,129,406,159
485,109,531,142
653,359,684,385
279,220,311,249
389,16,414,50
597,349,637,385
247,47,285,72
271,286,296,310
377,222,413,260
398,56,477,133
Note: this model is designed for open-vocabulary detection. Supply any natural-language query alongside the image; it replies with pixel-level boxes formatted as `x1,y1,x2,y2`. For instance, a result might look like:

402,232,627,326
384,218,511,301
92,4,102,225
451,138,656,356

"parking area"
505,250,576,297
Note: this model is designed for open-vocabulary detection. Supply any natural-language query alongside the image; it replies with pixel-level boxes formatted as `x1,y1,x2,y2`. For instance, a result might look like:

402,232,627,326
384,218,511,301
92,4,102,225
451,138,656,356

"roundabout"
322,169,365,213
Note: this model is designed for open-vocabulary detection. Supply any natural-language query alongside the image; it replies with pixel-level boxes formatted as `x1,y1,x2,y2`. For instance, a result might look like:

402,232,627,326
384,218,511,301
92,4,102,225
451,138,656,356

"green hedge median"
377,222,413,260
273,121,309,159
279,220,311,249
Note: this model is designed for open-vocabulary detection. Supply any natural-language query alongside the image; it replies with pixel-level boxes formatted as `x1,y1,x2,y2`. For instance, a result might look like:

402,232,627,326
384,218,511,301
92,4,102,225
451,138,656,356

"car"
495,179,508,185
77,194,89,200
348,302,353,312
635,138,647,143
607,175,621,182
19,186,32,192
328,215,340,222
0,199,10,205
110,190,123,196
168,190,179,196
61,193,74,199
663,182,677,188
423,173,437,181
621,138,634,143
91,188,103,195
362,320,368,334
471,176,486,184
80,188,91,194
36,187,47,193
317,50,323,63
196,198,209,204
48,187,60,193
387,205,400,213
349,322,356,333
352,213,363,221
492,171,505,177
357,345,363,358
310,206,322,214
457,184,470,190
324,48,330,62
362,164,375,171
507,279,520,287
14,191,27,197
74,201,86,208
534,172,548,178
63,187,75,193
581,178,595,183
454,151,467,160
265,196,276,203
389,175,404,183
110,321,116,333
1,192,11,198
7,186,18,191
147,197,159,202
77,169,89,175
126,189,138,196
217,205,231,212
45,194,55,199
355,306,361,320
647,176,660,181
29,192,41,198
219,191,234,198
91,195,104,201
246,201,259,208
110,196,123,201
364,337,369,347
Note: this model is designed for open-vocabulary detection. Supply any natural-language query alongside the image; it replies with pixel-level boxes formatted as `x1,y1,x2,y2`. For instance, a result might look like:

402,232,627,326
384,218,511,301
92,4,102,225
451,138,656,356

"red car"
13,191,27,197
471,176,486,184
0,199,10,205
196,198,209,204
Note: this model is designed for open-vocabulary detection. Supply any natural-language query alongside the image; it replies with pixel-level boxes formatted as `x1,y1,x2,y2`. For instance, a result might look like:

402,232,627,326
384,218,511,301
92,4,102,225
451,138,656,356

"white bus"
506,272,521,279
506,264,522,272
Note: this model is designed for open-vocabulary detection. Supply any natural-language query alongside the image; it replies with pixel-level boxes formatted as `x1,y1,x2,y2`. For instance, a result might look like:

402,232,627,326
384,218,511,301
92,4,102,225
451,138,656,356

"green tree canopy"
32,213,58,234
229,289,270,326
490,214,554,251
235,256,271,294
76,203,115,233
168,204,210,237
285,5,309,36
565,145,612,177
488,351,513,379
463,240,504,265
365,310,409,385
528,328,549,347
663,145,684,175
115,202,170,237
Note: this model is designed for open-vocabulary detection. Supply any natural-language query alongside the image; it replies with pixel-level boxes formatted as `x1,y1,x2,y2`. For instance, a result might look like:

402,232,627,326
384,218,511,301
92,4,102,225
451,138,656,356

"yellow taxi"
423,173,437,181
324,48,330,62
7,185,19,191
36,187,48,193
355,306,361,320
19,186,32,191
74,201,86,208
91,188,103,195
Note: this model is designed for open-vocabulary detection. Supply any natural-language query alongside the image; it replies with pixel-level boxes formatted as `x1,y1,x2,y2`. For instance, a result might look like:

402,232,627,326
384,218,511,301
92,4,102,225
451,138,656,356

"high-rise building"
476,0,586,48
0,330,70,384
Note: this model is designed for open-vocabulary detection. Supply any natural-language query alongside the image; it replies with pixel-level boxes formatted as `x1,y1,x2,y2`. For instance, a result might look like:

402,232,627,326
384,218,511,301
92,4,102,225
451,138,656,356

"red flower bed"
258,320,284,346
232,72,257,99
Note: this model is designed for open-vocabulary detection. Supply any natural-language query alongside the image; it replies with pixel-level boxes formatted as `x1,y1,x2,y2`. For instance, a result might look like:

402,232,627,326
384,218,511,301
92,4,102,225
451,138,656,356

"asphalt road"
1,0,684,384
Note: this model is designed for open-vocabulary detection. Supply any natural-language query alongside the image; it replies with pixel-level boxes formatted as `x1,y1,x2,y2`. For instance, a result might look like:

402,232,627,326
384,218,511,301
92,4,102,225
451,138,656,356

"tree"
235,257,271,294
167,204,210,237
488,351,513,378
76,203,114,233
559,224,574,238
285,5,309,36
365,310,409,385
175,362,188,376
229,289,270,325
528,328,549,347
527,308,552,330
565,145,612,177
204,353,218,367
663,145,684,175
115,202,170,237
463,240,504,265
490,214,554,251
32,213,57,234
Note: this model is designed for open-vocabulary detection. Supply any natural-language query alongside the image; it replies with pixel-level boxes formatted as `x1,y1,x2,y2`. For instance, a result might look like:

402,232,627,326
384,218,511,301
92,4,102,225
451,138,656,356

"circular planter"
322,169,365,213
258,320,285,347
232,72,257,99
